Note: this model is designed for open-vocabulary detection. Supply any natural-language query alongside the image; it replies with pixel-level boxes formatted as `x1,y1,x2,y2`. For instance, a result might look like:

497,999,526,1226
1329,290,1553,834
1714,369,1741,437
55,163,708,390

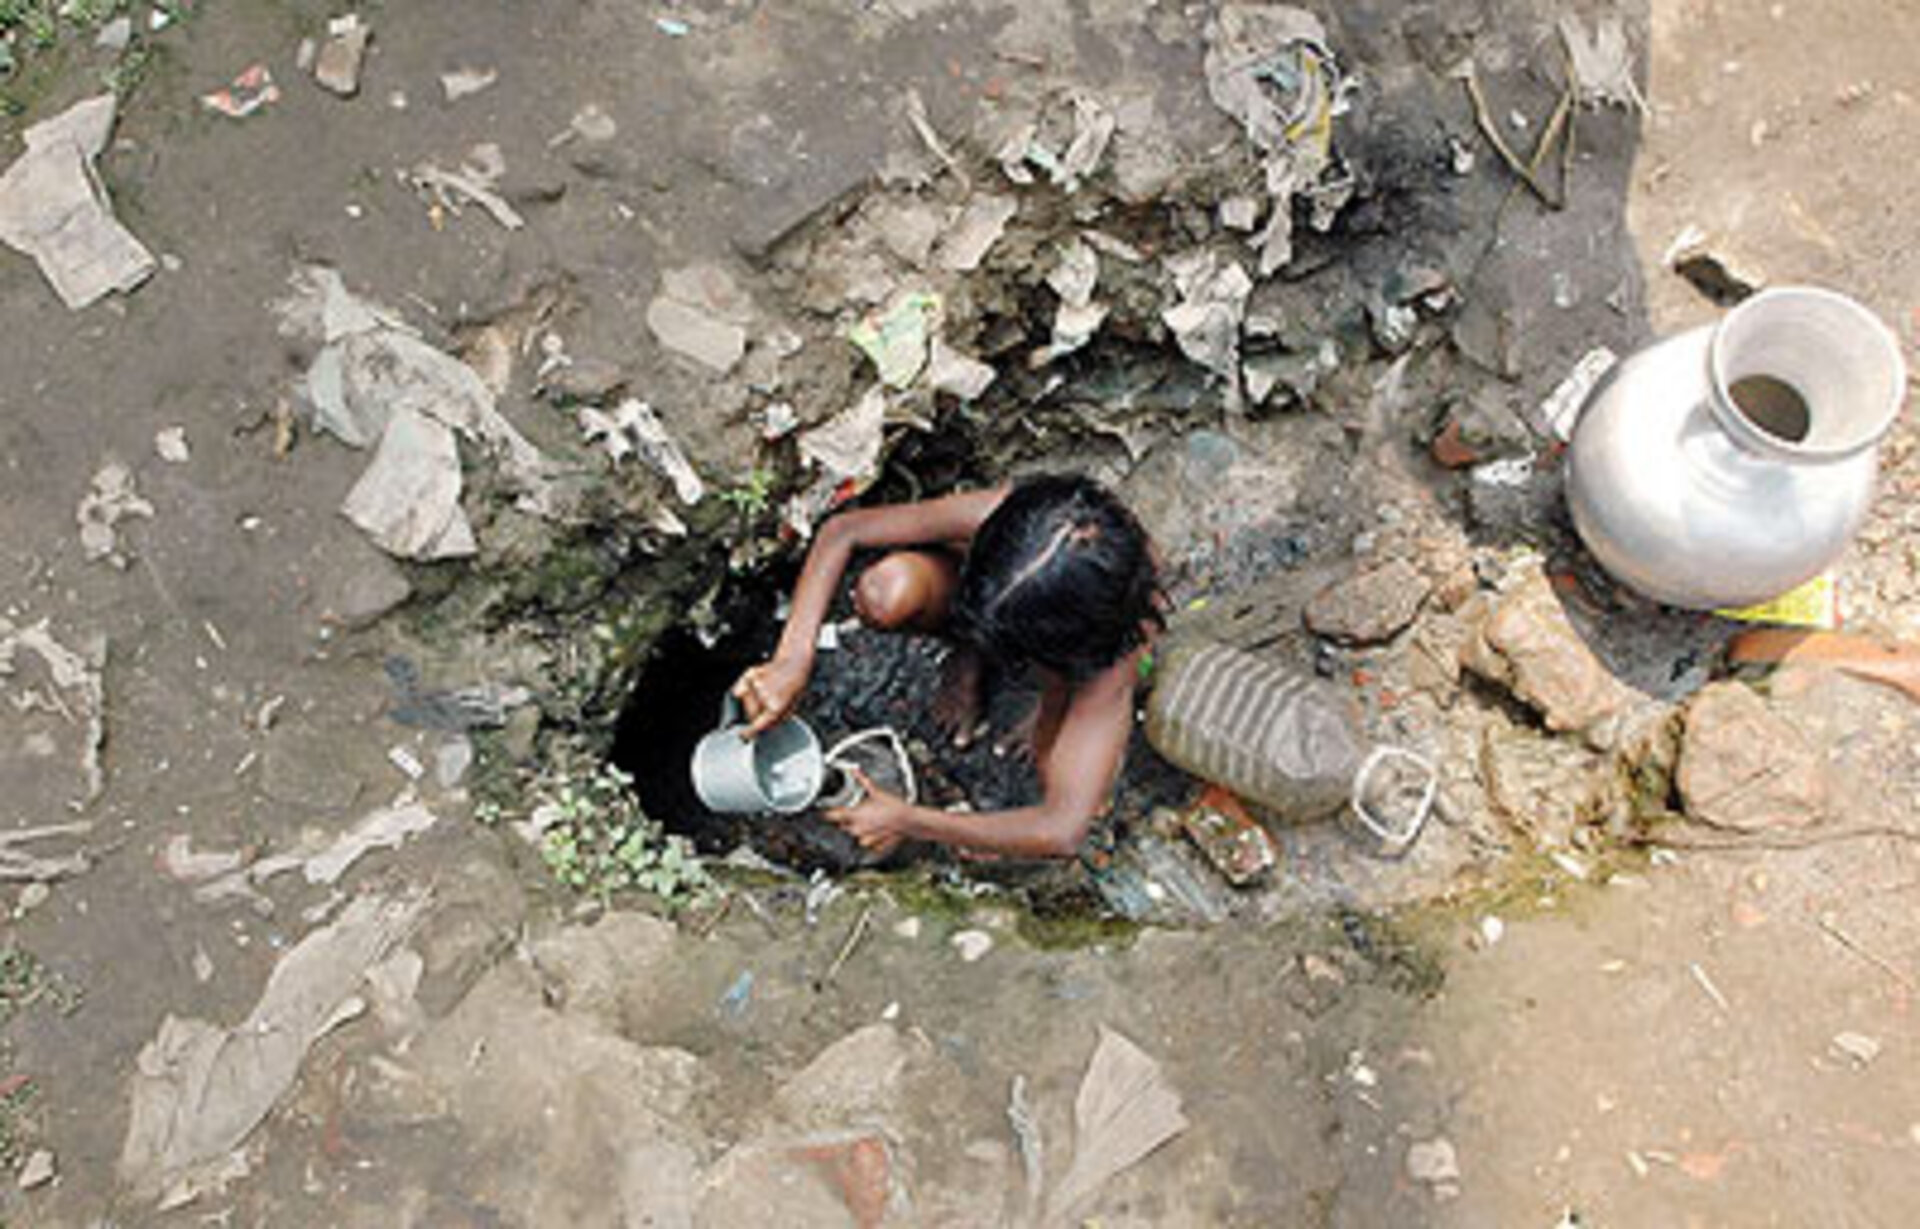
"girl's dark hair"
951,473,1163,680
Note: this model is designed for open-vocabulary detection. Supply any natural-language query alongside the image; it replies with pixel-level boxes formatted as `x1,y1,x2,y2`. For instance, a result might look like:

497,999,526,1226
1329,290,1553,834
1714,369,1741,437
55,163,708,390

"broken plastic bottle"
1144,639,1435,853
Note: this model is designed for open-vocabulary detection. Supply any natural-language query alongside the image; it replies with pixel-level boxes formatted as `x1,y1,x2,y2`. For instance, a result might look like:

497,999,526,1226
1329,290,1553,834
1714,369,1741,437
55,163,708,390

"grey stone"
543,358,625,404
1304,559,1430,645
645,296,746,374
331,553,413,629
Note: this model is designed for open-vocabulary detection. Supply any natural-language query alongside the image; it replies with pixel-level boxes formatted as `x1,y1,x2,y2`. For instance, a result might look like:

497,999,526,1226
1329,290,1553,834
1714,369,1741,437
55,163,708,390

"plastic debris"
0,94,156,310
998,90,1115,192
655,15,691,37
848,291,941,389
1540,346,1619,441
798,385,887,495
936,193,1016,272
118,891,428,1204
1204,5,1355,275
313,15,370,97
1716,574,1840,630
1046,1027,1189,1223
579,399,707,505
303,794,438,885
276,266,551,559
386,744,426,781
76,460,153,565
153,427,190,464
1558,15,1646,113
200,65,280,118
1162,249,1254,390
409,143,524,231
1406,1137,1460,1187
926,338,997,401
1037,236,1106,364
439,66,498,102
647,263,753,374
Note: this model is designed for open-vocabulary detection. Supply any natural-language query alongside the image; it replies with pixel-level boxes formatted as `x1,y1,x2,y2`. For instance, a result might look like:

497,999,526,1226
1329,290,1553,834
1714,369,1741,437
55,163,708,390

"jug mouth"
1707,286,1907,461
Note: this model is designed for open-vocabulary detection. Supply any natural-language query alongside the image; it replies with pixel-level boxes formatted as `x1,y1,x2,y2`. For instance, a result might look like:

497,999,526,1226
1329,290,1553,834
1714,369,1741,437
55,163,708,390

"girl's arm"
826,650,1139,858
734,486,1008,736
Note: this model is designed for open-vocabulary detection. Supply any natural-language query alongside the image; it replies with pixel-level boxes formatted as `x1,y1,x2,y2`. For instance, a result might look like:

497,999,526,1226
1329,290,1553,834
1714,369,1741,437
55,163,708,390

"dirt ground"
1,0,1918,1226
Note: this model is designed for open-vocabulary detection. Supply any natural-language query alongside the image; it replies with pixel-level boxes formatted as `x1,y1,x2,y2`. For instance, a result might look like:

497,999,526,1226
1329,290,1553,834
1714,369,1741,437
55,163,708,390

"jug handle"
1350,745,1438,854
720,692,743,730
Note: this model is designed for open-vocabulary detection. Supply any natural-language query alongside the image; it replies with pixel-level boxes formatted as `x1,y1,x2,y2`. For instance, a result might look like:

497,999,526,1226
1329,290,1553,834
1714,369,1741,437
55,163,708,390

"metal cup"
690,694,825,814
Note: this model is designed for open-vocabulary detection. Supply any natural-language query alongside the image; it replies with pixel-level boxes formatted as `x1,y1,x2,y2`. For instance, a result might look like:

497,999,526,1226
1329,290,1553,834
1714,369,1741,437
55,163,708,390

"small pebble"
951,929,993,962
1406,1137,1459,1186
16,883,49,915
1831,1031,1881,1068
155,426,191,464
16,1148,53,1191
892,917,921,940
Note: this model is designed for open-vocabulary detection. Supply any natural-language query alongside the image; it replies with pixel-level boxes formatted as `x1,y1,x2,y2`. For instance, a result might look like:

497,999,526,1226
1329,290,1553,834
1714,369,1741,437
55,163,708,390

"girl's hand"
823,769,914,857
731,654,811,737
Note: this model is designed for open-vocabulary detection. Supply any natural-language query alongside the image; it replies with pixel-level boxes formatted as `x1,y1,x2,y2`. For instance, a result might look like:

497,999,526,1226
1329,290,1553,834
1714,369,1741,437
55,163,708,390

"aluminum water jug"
1565,287,1906,609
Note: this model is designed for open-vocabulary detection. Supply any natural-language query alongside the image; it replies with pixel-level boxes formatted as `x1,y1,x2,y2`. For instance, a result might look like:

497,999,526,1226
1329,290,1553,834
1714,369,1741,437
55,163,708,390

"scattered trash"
798,385,887,495
848,291,941,389
15,882,49,915
998,89,1115,192
719,969,754,1019
118,891,428,1203
76,460,153,565
153,427,190,464
1557,15,1646,113
1171,787,1277,886
1218,195,1261,232
646,263,753,374
579,399,707,505
16,1148,54,1191
0,94,156,310
191,947,214,984
1006,1075,1044,1223
1727,629,1920,703
655,15,691,37
200,66,280,119
1204,5,1355,274
1688,961,1731,1013
1540,346,1618,442
1716,575,1839,630
950,929,993,962
891,916,920,940
275,265,551,560
1162,249,1254,391
925,338,997,401
304,793,438,884
1146,638,1364,822
387,745,426,781
439,66,498,102
312,15,370,98
0,615,108,810
1477,916,1505,948
935,193,1016,272
410,143,524,231
384,657,533,731
1037,236,1106,364
1045,1027,1189,1224
1830,1031,1881,1068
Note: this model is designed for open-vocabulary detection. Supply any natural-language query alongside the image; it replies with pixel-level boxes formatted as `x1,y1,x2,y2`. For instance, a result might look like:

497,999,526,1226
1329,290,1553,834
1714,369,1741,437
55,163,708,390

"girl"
731,473,1162,859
